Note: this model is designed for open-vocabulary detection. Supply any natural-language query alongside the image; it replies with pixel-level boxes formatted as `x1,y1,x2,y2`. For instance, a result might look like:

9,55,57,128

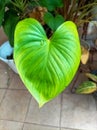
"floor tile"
0,61,8,88
61,93,97,130
61,129,82,130
61,128,75,130
25,96,61,127
8,69,26,90
0,90,6,103
23,123,59,130
0,90,31,121
61,128,87,130
0,120,23,130
0,70,8,89
0,61,7,68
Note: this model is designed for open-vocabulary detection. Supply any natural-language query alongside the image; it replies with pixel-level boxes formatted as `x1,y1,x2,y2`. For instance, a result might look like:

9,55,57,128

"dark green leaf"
44,12,65,31
3,10,19,47
44,12,54,31
14,18,81,107
54,15,65,31
0,7,5,26
0,0,9,6
39,0,63,11
0,0,11,26
29,0,39,7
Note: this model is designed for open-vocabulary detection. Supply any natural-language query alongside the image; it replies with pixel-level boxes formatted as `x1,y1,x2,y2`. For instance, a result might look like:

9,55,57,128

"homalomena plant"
14,18,81,107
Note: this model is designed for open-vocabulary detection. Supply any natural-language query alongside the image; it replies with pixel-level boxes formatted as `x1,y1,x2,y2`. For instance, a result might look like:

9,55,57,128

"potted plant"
75,71,97,100
0,0,97,107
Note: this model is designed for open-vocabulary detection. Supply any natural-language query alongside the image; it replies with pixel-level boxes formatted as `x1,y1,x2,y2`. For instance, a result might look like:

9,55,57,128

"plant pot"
0,41,18,73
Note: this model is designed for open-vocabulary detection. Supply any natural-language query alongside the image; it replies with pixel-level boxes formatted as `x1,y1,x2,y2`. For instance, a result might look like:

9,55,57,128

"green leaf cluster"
0,0,20,46
39,0,63,11
0,0,29,46
0,0,11,26
3,11,19,46
1,0,97,47
44,12,64,31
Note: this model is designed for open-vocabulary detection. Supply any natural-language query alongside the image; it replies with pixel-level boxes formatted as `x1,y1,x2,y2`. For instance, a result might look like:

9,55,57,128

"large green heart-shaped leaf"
14,18,81,107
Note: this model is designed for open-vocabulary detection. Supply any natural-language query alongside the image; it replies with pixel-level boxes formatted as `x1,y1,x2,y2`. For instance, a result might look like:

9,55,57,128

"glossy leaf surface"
14,18,81,107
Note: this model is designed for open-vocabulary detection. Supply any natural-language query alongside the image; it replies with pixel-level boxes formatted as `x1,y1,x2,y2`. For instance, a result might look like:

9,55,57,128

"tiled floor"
0,28,97,130
0,60,97,130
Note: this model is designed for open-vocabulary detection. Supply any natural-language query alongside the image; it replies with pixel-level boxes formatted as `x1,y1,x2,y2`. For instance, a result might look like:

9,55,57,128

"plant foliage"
39,0,63,11
14,18,81,107
44,12,65,31
1,0,97,47
76,72,97,94
76,81,97,94
3,10,19,46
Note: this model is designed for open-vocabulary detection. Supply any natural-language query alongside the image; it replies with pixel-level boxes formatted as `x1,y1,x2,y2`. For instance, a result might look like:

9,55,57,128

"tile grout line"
61,126,86,130
7,69,10,89
21,122,25,130
0,89,7,106
0,117,90,130
0,119,60,129
0,66,9,106
0,88,28,91
21,95,32,130
0,88,78,94
59,93,63,130
23,122,60,129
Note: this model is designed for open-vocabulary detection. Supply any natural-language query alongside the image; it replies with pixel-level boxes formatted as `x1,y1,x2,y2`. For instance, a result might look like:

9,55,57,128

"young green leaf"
76,81,97,94
14,18,81,107
44,12,65,31
44,12,54,31
54,15,65,30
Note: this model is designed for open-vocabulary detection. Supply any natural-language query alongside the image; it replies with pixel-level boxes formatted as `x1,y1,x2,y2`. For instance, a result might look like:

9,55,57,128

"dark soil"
7,53,13,59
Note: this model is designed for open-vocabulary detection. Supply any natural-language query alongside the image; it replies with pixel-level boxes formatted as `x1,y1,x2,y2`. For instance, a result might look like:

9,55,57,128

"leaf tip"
38,101,47,108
